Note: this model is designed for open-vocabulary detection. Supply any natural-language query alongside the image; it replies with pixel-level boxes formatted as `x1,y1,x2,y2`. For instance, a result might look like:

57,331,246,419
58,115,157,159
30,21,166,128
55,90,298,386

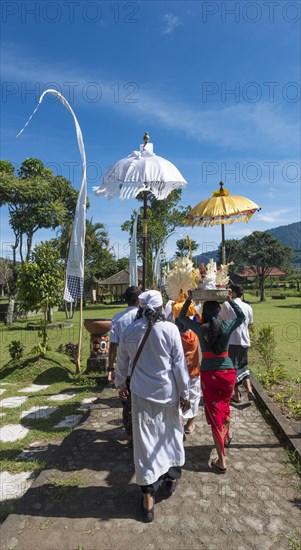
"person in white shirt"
115,290,190,523
107,286,141,440
220,284,255,403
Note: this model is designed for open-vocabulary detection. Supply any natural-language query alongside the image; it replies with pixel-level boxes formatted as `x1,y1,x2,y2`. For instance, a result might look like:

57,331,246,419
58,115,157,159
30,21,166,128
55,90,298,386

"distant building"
238,266,286,281
98,268,143,301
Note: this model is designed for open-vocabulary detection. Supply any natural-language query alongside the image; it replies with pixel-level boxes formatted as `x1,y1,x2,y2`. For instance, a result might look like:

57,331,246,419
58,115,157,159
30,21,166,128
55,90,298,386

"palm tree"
175,238,199,258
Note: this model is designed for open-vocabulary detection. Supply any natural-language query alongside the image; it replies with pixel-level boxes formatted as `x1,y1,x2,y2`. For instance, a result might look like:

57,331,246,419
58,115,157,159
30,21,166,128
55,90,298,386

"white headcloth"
138,290,163,311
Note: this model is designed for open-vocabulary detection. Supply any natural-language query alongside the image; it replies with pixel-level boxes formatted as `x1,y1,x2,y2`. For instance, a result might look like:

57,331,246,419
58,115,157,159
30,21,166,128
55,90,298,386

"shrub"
57,342,79,363
8,340,25,361
252,324,276,370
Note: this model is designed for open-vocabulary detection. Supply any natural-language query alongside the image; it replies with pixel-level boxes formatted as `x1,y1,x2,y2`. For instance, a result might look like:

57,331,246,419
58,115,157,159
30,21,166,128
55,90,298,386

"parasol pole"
142,190,148,290
142,132,150,290
221,223,226,265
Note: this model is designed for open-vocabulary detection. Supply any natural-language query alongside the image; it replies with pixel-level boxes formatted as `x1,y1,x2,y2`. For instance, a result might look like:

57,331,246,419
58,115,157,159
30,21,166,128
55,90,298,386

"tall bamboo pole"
75,295,83,374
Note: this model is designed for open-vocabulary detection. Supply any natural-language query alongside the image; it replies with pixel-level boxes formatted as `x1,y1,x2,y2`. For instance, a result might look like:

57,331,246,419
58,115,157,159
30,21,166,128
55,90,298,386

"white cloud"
2,46,299,155
257,208,293,223
161,13,182,34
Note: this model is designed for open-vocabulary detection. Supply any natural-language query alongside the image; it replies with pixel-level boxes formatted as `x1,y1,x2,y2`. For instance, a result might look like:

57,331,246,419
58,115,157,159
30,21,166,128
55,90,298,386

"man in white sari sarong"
115,290,190,523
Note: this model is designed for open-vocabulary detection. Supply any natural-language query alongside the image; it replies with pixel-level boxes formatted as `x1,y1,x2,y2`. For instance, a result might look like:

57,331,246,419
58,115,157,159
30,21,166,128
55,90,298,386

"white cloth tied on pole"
17,89,87,303
93,144,187,201
129,213,139,287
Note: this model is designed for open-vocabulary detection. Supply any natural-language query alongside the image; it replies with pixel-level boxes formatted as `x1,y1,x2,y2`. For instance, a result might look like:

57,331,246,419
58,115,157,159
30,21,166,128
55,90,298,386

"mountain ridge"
193,221,301,266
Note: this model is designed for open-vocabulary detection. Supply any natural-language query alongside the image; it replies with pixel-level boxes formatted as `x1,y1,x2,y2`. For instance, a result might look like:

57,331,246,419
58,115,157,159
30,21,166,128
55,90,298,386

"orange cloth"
172,300,195,318
180,330,200,378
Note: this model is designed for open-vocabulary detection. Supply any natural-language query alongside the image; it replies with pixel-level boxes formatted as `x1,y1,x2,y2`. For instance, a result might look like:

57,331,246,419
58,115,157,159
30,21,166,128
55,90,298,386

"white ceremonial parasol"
94,133,187,289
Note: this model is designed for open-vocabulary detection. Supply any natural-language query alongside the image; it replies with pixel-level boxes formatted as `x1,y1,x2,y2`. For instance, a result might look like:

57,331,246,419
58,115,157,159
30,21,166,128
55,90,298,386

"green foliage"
31,342,49,358
258,366,287,387
241,231,293,301
17,242,64,346
57,342,79,363
217,239,244,271
8,340,25,360
251,324,277,371
175,237,199,258
287,397,301,420
0,160,15,174
0,157,78,263
18,158,52,179
267,221,301,267
122,190,190,283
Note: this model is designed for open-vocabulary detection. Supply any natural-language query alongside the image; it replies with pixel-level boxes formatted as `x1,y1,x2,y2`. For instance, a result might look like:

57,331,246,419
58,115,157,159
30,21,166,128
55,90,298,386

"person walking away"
220,284,255,402
115,290,190,523
179,290,245,473
107,286,141,441
175,318,201,434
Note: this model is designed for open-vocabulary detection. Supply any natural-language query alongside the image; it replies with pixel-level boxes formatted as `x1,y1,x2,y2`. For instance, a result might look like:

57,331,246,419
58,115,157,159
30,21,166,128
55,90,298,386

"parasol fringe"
93,180,185,201
183,211,257,227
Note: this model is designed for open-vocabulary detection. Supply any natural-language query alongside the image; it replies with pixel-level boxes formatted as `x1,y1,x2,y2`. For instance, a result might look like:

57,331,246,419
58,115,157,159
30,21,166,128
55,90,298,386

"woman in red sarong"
179,289,245,473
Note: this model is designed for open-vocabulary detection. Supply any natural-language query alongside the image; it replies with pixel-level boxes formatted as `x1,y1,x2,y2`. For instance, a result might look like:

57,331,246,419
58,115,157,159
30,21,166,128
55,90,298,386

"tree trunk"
259,277,266,302
5,296,15,325
47,307,53,323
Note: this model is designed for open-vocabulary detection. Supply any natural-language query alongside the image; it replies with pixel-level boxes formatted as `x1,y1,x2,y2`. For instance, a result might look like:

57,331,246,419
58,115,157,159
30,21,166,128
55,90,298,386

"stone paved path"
1,387,300,550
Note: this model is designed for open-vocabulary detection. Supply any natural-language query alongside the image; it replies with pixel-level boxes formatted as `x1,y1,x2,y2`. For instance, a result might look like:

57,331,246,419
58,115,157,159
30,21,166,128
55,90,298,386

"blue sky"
1,0,300,263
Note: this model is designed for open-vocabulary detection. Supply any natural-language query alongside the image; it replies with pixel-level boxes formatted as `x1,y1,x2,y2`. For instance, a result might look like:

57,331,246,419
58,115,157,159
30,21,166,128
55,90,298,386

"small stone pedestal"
84,319,112,374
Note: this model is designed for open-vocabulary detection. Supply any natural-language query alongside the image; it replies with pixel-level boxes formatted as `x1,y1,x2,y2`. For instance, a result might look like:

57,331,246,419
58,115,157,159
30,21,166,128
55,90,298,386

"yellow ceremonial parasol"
183,181,260,263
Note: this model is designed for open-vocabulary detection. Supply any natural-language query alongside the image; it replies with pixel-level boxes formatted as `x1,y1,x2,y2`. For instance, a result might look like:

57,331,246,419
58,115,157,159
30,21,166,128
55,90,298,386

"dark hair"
230,284,244,298
201,301,223,354
175,317,188,334
123,286,141,305
136,305,165,327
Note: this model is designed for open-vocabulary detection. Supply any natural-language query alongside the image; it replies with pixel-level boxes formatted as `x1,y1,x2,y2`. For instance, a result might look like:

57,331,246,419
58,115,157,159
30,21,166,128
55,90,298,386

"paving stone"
0,388,300,550
0,424,29,442
0,396,28,408
53,414,83,429
20,406,58,421
18,384,49,393
48,392,76,402
0,471,37,501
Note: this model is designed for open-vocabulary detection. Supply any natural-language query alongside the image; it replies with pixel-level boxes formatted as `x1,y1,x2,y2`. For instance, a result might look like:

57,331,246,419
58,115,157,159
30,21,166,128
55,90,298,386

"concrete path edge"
250,373,301,462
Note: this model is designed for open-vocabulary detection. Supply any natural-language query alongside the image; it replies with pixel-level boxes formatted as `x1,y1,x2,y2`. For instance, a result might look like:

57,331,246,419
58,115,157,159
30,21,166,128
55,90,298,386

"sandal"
231,389,241,403
224,434,233,447
141,496,155,523
248,391,256,401
211,459,227,474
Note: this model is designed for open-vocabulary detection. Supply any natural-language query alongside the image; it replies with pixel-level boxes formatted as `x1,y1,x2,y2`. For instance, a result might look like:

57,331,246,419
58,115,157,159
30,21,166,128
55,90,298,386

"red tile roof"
238,266,287,277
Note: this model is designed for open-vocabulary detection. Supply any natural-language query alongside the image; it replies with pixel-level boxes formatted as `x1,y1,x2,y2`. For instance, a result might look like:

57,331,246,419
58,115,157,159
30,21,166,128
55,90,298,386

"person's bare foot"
184,420,195,434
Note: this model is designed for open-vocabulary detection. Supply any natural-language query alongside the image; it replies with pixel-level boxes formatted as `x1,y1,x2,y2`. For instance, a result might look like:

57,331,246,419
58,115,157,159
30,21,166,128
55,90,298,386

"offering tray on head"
191,288,229,302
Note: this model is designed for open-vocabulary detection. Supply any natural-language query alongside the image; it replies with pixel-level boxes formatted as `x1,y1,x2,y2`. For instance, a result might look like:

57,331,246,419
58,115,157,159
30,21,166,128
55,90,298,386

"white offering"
165,257,200,301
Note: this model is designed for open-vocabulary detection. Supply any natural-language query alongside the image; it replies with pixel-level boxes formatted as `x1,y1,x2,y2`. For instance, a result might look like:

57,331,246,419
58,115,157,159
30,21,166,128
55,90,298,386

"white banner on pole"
17,89,87,303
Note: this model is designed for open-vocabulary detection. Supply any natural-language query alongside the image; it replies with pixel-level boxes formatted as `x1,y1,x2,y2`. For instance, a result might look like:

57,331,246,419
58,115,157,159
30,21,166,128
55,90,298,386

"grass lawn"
244,293,301,381
0,303,125,371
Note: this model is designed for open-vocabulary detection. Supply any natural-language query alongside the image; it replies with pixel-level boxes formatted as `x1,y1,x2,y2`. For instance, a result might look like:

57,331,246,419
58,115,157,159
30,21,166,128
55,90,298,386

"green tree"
0,158,78,263
122,190,190,285
241,231,292,301
17,242,64,347
54,219,117,281
0,158,79,324
175,237,199,258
